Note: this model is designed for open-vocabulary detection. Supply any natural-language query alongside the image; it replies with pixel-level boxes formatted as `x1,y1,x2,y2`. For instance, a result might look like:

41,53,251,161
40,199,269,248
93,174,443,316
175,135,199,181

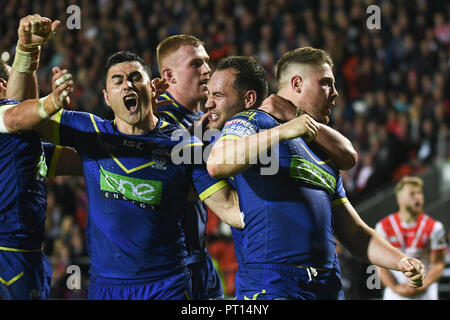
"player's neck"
115,114,159,135
167,89,202,113
277,89,303,112
398,208,420,224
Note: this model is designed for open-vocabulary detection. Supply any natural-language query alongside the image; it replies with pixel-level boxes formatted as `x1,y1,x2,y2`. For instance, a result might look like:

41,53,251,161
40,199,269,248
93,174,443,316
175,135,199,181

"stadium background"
0,0,449,299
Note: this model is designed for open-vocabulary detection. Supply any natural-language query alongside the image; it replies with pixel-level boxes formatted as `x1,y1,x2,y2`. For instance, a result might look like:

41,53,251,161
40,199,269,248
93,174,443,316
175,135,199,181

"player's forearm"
6,71,39,101
314,123,358,170
334,202,406,269
207,129,281,178
6,45,40,101
377,266,398,289
2,94,61,133
203,186,243,229
421,262,445,289
366,230,407,271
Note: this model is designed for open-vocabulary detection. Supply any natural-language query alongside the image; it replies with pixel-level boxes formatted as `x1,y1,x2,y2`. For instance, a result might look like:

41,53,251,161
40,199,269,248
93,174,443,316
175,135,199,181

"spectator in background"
375,176,448,300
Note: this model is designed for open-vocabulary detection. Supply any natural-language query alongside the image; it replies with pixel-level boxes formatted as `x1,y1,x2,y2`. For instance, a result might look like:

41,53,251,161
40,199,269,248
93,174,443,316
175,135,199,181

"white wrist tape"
37,95,61,119
20,31,56,49
11,45,40,74
55,73,72,87
0,104,15,133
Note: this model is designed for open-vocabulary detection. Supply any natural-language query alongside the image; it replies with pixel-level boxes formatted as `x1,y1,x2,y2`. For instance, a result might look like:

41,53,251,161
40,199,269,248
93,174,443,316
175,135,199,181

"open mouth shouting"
199,78,209,89
123,94,139,113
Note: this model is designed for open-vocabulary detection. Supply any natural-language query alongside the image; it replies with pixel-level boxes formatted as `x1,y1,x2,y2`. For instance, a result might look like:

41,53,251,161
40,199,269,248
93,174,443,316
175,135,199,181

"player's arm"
44,144,82,177
332,201,425,287
6,14,59,101
202,184,244,229
0,68,72,141
313,124,358,170
207,113,318,178
259,94,357,170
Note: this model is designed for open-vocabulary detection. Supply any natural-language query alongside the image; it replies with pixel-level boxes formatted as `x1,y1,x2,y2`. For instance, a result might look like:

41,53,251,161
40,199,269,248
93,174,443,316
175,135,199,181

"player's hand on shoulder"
18,14,60,51
51,67,73,108
398,256,426,288
281,113,318,142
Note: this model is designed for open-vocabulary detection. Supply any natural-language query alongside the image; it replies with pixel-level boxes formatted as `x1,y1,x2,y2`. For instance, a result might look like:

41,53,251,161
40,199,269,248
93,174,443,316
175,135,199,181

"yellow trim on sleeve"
331,197,349,207
89,114,101,134
219,135,240,141
0,272,24,286
47,145,63,178
0,246,42,253
198,180,230,201
52,109,63,145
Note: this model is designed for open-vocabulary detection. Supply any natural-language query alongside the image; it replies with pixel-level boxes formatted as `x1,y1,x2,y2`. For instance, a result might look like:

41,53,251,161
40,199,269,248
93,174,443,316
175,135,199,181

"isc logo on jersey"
99,167,162,209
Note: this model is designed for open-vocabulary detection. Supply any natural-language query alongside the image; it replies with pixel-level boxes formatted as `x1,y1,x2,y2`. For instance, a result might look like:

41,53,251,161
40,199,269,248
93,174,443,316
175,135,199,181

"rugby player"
0,14,81,299
155,35,223,299
207,49,425,299
1,50,243,300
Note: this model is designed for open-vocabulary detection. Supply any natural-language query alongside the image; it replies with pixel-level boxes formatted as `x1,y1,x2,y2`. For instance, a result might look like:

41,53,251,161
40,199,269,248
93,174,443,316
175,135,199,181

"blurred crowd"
1,0,449,299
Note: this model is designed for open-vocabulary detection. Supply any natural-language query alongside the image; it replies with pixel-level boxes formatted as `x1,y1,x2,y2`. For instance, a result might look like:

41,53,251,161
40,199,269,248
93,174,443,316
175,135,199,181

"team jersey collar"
159,91,203,117
112,116,164,138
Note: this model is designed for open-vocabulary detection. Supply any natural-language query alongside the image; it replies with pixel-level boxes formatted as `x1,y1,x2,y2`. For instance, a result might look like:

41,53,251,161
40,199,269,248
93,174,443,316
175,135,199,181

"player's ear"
162,68,175,84
103,89,111,107
291,75,302,94
0,78,7,95
243,90,257,109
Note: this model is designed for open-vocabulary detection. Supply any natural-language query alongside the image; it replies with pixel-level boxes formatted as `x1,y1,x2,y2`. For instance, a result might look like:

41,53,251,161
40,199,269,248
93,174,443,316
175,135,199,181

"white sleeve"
375,221,387,239
430,221,448,251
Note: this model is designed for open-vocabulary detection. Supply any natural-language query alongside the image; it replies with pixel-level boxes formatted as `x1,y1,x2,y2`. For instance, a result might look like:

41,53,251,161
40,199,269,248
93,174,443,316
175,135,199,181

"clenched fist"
18,14,60,51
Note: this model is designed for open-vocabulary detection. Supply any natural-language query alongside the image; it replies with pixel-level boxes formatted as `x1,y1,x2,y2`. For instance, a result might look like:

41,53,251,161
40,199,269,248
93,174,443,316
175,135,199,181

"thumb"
52,66,61,75
51,20,60,32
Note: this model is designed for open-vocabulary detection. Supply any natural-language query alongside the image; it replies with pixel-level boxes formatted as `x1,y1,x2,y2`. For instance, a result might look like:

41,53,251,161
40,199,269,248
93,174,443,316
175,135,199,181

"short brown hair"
395,176,424,195
156,35,204,70
275,47,333,86
0,60,9,82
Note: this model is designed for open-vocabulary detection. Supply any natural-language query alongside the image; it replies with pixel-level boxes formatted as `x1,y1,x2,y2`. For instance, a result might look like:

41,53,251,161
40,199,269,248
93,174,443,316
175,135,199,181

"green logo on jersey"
37,151,48,178
100,167,162,205
289,156,336,194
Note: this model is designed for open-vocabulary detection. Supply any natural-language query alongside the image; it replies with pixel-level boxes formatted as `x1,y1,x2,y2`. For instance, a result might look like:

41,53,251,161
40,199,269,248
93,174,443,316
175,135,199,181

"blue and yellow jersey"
0,99,48,251
155,92,203,130
48,109,226,279
220,110,348,269
156,92,208,265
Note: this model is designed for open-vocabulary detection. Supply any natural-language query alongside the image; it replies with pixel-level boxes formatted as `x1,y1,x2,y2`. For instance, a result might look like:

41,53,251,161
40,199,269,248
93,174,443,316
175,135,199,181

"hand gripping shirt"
0,100,48,251
156,92,208,265
220,110,348,269
51,109,227,279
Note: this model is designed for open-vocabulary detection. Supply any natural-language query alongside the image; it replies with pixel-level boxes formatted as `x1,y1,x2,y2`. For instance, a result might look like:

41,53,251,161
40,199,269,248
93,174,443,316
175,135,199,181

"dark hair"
216,56,268,107
104,51,151,87
0,60,9,82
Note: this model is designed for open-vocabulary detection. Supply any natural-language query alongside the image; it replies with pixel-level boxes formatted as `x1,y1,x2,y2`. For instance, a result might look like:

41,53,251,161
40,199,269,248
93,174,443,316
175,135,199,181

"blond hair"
156,35,204,69
275,47,333,88
394,176,424,195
